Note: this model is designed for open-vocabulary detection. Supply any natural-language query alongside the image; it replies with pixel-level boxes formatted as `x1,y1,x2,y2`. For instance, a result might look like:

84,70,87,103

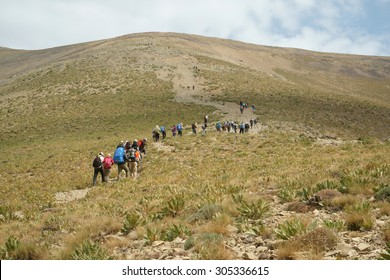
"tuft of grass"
0,235,46,260
274,218,317,240
185,233,232,260
374,184,390,203
322,219,345,232
71,239,112,260
121,211,142,235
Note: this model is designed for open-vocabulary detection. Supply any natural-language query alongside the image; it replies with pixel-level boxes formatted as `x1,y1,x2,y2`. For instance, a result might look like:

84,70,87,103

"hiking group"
92,101,257,186
92,138,147,186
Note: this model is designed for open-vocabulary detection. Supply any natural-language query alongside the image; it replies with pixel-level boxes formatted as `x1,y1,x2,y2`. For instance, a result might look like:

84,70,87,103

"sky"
0,0,389,56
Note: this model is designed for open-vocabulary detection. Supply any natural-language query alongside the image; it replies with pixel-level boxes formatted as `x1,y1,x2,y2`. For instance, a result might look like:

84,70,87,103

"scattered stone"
356,243,370,252
152,241,165,247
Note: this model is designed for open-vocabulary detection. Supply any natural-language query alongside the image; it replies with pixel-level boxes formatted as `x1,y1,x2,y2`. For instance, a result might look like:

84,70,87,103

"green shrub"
162,224,191,242
71,239,111,260
160,196,185,217
374,184,390,203
121,212,142,235
322,219,345,232
188,204,222,223
236,199,270,221
380,242,390,260
275,219,317,240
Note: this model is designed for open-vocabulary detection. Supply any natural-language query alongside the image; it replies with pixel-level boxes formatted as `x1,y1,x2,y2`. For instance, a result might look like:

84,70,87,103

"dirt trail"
165,59,258,124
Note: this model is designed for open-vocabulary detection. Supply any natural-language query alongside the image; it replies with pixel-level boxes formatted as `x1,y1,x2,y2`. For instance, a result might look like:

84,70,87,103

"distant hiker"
113,142,128,180
152,125,160,142
251,104,255,111
160,125,167,140
233,123,238,133
216,121,221,132
192,123,197,134
240,105,244,114
253,118,258,128
204,115,208,125
177,123,183,137
250,119,254,129
92,153,105,186
102,154,115,182
245,122,250,133
201,123,207,134
239,122,245,134
171,125,177,137
138,138,147,155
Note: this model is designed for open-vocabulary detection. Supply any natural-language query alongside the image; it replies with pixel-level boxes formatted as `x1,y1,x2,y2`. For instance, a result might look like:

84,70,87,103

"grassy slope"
0,33,389,259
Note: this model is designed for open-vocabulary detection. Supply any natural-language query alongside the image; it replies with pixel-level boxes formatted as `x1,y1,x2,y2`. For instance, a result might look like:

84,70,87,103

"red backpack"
103,157,113,169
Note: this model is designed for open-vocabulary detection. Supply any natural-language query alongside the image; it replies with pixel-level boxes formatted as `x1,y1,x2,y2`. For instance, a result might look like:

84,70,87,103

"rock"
242,252,257,260
127,231,139,240
356,243,370,251
173,237,184,243
152,241,165,247
256,246,268,253
325,250,340,257
336,244,353,257
104,235,127,244
254,236,264,245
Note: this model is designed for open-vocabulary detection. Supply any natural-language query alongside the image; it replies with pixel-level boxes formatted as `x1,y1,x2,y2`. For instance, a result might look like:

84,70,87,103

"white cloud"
0,0,388,55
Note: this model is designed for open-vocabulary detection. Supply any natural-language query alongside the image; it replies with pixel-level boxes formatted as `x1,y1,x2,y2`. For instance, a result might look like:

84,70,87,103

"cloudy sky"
1,0,389,56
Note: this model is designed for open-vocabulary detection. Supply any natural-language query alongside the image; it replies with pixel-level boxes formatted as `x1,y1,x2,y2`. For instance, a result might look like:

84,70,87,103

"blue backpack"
177,123,182,131
113,146,125,164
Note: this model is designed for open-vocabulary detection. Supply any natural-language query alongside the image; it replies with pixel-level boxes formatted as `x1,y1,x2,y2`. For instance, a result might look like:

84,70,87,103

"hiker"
250,119,254,129
138,138,147,154
192,123,197,134
113,142,128,180
177,123,183,137
136,141,144,172
102,153,115,182
126,147,138,178
160,125,166,140
92,152,105,186
233,122,238,133
204,115,208,125
245,122,250,133
131,139,139,149
171,124,177,137
239,122,245,134
152,125,160,142
201,123,207,134
240,105,244,114
254,118,259,128
216,122,221,132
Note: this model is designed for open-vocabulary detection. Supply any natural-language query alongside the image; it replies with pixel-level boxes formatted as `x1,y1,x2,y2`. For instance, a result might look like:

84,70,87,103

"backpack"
103,157,113,169
177,123,182,131
92,156,101,168
127,148,136,162
113,147,125,164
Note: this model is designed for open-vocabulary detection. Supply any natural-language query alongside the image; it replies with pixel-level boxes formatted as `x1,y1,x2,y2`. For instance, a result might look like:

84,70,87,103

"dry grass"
0,33,389,259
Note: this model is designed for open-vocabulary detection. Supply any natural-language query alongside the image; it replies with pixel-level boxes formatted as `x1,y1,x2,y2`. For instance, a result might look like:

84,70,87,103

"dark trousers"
93,167,105,186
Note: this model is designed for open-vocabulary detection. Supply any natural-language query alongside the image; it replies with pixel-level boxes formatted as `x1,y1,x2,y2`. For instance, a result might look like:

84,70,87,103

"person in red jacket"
102,154,115,182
